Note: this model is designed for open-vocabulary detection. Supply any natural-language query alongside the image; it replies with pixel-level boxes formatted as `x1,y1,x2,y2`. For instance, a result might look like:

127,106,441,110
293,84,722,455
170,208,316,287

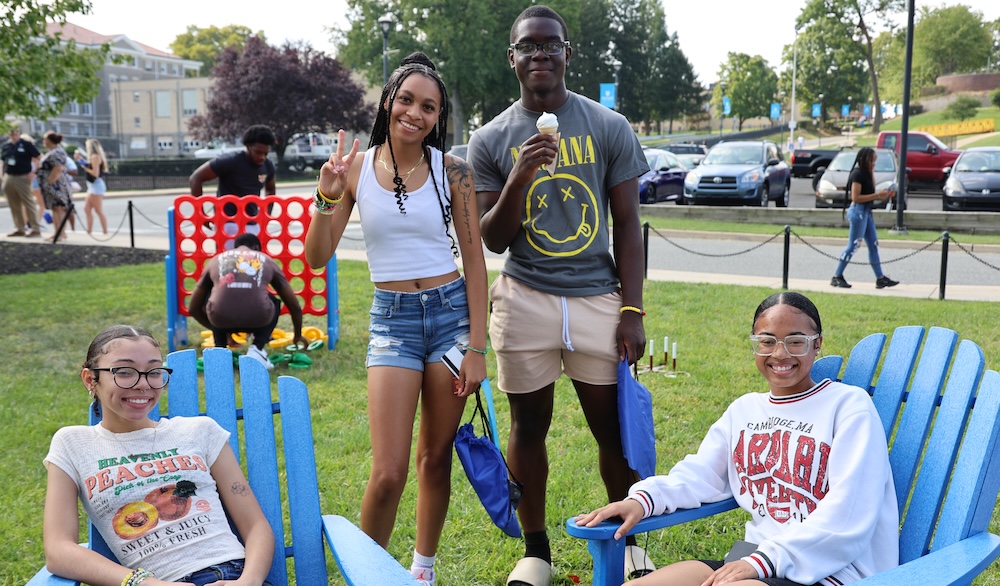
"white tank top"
356,146,457,282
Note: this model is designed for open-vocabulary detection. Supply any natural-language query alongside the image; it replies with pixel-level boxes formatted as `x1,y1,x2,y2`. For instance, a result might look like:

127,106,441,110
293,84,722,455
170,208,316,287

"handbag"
454,387,523,537
618,357,656,479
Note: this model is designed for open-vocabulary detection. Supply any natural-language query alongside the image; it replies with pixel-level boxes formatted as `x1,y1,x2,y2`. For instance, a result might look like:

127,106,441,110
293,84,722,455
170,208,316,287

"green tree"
991,88,1000,109
169,25,263,77
795,0,903,133
715,53,777,131
0,0,111,122
188,37,372,164
944,95,981,121
914,5,991,82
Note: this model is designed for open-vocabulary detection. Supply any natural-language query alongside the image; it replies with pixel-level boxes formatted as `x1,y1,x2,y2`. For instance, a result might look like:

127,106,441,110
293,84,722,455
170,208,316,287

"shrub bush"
944,95,982,121
991,88,1000,109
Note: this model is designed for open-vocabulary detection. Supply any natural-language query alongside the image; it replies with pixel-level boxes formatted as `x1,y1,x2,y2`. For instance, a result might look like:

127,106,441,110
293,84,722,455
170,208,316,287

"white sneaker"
625,545,656,580
246,345,274,370
410,566,435,586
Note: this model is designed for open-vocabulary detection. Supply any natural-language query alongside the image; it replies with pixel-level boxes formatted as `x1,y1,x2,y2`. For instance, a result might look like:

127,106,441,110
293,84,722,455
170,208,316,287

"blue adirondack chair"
27,347,419,586
566,326,1000,586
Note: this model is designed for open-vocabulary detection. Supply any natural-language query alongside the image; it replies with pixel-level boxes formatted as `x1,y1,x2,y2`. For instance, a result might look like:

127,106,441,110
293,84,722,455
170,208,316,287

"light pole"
789,28,799,151
612,59,622,111
817,93,824,147
378,13,393,86
719,80,727,137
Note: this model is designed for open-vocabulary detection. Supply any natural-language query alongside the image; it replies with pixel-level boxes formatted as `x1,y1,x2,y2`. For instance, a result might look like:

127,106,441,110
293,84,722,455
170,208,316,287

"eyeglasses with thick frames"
509,41,570,56
91,367,173,389
749,334,820,357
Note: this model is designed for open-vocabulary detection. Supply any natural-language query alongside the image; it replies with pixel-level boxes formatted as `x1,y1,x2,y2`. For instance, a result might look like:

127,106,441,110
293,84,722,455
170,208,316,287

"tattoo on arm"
446,159,475,244
230,482,249,497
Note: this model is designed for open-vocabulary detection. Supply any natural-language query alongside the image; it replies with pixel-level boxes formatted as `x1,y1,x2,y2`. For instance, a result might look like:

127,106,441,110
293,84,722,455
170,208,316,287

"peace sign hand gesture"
318,129,360,200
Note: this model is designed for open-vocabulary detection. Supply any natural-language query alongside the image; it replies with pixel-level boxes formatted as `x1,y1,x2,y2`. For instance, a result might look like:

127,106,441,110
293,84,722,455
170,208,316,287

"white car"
192,142,244,159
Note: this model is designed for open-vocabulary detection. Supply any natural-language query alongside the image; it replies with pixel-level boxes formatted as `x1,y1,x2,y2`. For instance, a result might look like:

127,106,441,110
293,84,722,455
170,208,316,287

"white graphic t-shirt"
45,416,246,581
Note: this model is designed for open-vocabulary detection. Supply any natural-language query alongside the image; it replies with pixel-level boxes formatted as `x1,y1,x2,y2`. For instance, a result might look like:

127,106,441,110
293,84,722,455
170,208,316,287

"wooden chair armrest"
564,498,739,586
853,532,1000,586
322,515,421,586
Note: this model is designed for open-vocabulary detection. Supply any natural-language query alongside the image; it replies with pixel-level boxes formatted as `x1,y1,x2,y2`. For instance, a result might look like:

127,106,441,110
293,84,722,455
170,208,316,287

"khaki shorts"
489,274,621,393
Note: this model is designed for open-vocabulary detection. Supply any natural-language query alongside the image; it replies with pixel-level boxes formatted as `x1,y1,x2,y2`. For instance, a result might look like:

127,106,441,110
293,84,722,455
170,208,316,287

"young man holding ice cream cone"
467,5,650,586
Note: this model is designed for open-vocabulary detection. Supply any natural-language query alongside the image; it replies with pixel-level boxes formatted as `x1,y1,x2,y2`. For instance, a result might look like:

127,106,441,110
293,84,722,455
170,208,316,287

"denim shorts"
180,559,272,586
367,276,471,371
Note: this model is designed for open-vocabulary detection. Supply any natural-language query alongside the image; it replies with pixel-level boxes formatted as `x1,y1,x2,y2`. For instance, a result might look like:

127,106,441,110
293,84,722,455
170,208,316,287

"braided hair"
368,52,457,256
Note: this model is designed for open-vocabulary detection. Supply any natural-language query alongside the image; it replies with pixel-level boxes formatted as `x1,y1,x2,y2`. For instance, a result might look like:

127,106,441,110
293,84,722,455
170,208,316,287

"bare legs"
360,363,467,555
84,193,108,234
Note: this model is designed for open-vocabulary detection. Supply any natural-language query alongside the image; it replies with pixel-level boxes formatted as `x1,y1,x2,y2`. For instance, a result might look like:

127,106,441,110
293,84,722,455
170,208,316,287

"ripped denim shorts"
366,276,471,371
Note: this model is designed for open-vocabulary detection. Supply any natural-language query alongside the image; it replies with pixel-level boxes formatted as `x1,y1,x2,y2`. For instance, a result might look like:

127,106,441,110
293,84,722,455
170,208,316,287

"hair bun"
400,51,436,70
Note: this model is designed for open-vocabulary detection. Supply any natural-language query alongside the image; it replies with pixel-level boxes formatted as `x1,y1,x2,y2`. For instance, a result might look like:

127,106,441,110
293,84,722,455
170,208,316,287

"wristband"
465,345,488,355
620,305,645,316
122,568,154,586
316,185,343,205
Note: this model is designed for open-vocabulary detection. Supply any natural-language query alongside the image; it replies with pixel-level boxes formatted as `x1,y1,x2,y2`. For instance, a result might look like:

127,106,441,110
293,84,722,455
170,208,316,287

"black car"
943,147,1000,211
639,148,688,204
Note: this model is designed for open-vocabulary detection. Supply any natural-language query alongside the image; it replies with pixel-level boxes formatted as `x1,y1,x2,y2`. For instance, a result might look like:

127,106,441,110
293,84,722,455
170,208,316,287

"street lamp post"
378,14,393,86
817,93,824,147
789,28,799,151
612,59,622,111
719,81,727,137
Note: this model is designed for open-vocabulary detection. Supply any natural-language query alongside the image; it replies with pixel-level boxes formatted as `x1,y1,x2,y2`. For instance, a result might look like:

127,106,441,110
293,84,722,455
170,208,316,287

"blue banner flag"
600,83,616,109
722,96,731,116
842,104,850,117
770,103,781,119
811,103,821,118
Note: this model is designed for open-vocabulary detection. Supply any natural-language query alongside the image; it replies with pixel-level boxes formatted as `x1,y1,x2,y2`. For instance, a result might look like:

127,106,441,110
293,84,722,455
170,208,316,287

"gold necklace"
378,149,425,182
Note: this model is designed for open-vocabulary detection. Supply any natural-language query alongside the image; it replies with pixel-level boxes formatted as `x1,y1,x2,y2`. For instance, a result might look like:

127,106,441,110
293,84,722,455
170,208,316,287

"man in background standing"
2,127,41,237
189,125,277,221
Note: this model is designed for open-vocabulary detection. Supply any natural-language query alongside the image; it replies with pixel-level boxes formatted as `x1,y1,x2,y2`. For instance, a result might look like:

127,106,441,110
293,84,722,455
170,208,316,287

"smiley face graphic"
523,173,599,257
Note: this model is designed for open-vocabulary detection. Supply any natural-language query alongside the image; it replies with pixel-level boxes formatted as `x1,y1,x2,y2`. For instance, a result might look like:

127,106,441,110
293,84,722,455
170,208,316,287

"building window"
85,125,93,136
68,102,79,114
144,59,153,71
133,91,141,103
182,89,198,116
81,103,92,115
53,122,60,133
134,117,142,129
70,123,78,135
155,91,171,118
157,138,174,150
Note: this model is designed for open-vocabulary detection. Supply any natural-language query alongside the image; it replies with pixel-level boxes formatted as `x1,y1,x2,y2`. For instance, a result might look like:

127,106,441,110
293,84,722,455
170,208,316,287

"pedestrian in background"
189,125,276,223
830,147,899,289
2,127,41,237
81,138,110,235
36,131,73,242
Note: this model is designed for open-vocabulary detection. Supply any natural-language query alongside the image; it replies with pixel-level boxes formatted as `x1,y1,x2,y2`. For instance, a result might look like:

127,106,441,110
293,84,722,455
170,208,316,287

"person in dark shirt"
830,147,899,289
189,125,277,220
187,232,306,371
2,127,42,236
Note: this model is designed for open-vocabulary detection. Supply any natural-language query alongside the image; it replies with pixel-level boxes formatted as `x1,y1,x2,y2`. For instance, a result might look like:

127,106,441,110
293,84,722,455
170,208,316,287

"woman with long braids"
304,52,488,586
830,147,899,289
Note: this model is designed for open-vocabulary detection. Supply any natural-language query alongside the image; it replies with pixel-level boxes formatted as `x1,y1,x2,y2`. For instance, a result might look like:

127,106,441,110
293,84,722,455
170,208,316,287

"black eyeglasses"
509,41,570,56
91,367,172,389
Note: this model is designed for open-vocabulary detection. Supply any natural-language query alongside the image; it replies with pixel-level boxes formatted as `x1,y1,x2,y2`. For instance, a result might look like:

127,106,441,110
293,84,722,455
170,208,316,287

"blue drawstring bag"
455,388,523,537
618,357,656,479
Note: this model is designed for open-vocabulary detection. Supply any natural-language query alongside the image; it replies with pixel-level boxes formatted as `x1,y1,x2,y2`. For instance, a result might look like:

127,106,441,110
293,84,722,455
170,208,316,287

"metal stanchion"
939,231,949,301
642,222,649,279
128,200,135,249
782,225,791,290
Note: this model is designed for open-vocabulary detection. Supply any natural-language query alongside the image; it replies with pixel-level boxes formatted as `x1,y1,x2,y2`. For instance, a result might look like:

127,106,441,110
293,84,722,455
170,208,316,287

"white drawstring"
561,296,574,352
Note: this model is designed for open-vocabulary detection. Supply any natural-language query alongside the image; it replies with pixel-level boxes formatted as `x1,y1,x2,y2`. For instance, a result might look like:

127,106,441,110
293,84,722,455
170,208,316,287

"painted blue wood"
810,355,843,383
202,348,239,459
870,326,924,440
323,515,422,585
238,355,289,586
890,327,958,511
901,340,984,562
564,326,1000,586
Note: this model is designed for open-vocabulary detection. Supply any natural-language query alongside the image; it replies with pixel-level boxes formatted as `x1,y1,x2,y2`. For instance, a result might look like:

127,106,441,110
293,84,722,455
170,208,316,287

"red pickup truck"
875,131,961,186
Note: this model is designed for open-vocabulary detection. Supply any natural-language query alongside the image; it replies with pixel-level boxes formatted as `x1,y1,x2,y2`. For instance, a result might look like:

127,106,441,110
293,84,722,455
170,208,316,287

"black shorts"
699,560,820,586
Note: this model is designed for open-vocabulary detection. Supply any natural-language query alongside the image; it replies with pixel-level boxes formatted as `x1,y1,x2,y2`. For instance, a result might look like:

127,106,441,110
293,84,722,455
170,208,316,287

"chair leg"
588,536,626,586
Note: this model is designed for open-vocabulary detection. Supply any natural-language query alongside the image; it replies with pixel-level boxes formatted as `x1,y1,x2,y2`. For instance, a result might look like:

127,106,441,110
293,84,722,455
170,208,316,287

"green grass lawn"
4,261,1000,585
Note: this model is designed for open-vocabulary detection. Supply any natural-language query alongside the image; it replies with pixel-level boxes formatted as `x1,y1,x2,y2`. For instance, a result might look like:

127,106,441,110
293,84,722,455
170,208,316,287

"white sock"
411,551,436,583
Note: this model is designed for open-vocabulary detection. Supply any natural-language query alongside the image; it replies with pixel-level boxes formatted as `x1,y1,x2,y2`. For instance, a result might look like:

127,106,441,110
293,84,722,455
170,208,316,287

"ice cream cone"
535,112,559,176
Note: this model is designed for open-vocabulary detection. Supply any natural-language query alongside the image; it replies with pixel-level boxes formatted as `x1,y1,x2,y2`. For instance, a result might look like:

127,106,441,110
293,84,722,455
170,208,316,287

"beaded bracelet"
620,305,646,316
465,345,489,355
314,187,342,215
121,568,154,586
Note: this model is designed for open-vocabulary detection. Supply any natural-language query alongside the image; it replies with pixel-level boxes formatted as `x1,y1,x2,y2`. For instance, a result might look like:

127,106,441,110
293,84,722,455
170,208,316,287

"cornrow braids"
367,52,455,251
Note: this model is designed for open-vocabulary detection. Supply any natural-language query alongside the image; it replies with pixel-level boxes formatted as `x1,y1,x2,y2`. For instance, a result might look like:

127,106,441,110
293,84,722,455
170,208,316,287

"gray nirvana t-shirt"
469,92,647,296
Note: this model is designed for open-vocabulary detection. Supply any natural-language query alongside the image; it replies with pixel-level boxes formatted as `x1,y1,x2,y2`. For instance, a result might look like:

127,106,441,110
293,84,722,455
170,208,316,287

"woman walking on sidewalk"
830,147,899,289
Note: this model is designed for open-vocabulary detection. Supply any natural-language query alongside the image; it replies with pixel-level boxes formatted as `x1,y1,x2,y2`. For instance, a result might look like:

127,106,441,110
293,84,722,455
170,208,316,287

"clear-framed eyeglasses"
749,334,820,357
91,366,172,389
509,41,570,56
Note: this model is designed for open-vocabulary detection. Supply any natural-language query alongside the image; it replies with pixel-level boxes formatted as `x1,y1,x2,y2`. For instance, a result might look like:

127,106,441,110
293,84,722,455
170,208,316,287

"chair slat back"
870,326,925,439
